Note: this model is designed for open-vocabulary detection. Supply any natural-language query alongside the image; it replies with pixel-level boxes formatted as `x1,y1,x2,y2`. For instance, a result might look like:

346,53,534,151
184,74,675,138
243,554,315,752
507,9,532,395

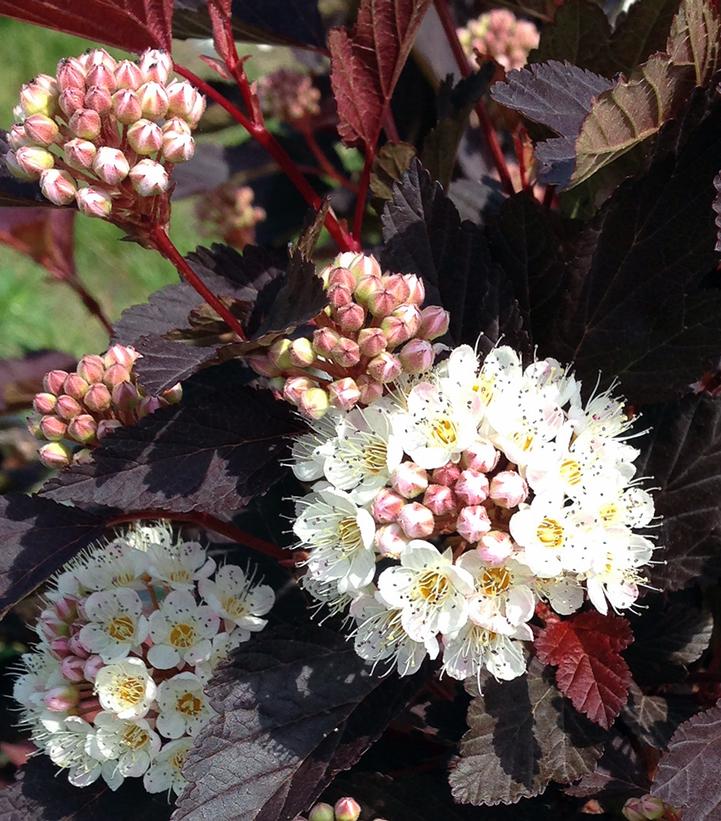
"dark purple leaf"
0,349,75,413
622,683,698,750
565,732,649,800
610,0,681,74
369,141,417,213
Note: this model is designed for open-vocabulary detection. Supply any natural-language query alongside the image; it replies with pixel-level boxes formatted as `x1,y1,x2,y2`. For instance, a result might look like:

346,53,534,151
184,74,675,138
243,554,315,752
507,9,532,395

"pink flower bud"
328,283,353,309
140,49,173,84
312,327,340,357
56,395,82,420
403,274,425,305
40,169,77,206
353,274,383,305
166,80,200,117
82,383,111,413
477,531,513,565
357,327,387,358
5,150,32,180
61,655,86,682
86,64,116,93
380,315,411,348
327,266,355,290
104,344,139,369
489,470,528,509
59,87,85,117
67,414,98,444
187,92,207,127
161,383,183,404
7,124,30,150
367,285,399,318
76,186,113,218
330,337,361,368
15,146,54,178
103,363,131,388
462,441,499,473
56,57,86,92
456,505,492,542
83,655,105,681
64,138,96,170
335,303,366,334
63,374,89,401
68,632,90,658
97,419,122,439
33,392,57,415
115,59,144,90
398,502,435,538
44,369,69,395
39,442,71,468
246,352,279,378
431,463,461,486
137,81,169,118
356,375,384,405
77,355,105,383
391,461,428,499
127,118,163,154
129,158,169,195
113,88,143,124
455,469,490,506
163,117,191,137
371,488,405,524
23,113,59,146
308,803,334,821
419,305,450,340
299,387,329,420
49,637,70,657
39,415,67,441
348,254,382,281
375,523,409,558
328,377,361,410
367,352,401,384
286,337,314,368
423,484,457,516
55,596,78,621
92,146,130,185
84,85,113,114
162,129,195,163
335,797,361,821
82,48,116,72
282,376,315,405
268,338,293,369
137,396,163,418
637,796,667,820
399,339,434,373
44,685,79,712
69,108,101,140
111,381,140,411
19,82,54,116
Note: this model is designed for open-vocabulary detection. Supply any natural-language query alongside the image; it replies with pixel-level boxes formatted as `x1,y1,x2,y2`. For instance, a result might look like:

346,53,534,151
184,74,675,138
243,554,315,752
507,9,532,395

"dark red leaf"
0,349,75,413
535,611,633,729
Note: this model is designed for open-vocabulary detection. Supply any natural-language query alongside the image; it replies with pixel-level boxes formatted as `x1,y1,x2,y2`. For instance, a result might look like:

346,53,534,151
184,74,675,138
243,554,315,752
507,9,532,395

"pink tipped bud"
64,138,96,170
403,274,425,305
39,442,71,469
187,92,207,127
477,531,514,565
69,108,101,140
431,463,461,487
83,383,112,412
39,415,67,441
103,363,131,388
43,369,69,395
356,375,384,404
312,327,340,357
57,58,86,92
299,387,329,420
55,596,78,621
86,64,116,93
327,266,355,290
49,637,71,658
92,146,129,185
371,488,405,524
68,632,90,658
328,283,353,310
282,376,315,405
23,114,59,146
129,158,169,195
354,274,383,305
40,169,77,206
111,381,140,412
268,338,293,369
330,337,361,368
375,523,409,558
115,59,144,90
97,419,122,439
457,505,492,542
335,303,365,334
113,88,143,124
367,352,401,384
289,337,315,368
84,84,113,115
380,316,410,349
391,462,428,499
67,414,98,444
44,685,79,712
161,383,183,404
423,484,457,516
367,286,398,318
15,146,54,178
357,327,387,358
77,354,105,383
419,305,450,340
334,797,361,821
137,81,169,118
63,374,89,401
56,394,82,420
455,469,490,506
104,344,139,369
246,352,279,378
348,254,382,281
398,502,435,538
33,392,57,415
7,124,30,150
161,129,195,163
489,470,528,509
59,87,85,117
462,441,499,473
384,274,411,302
61,656,86,683
83,655,105,682
19,82,54,116
76,186,113,218
162,116,191,137
5,150,32,180
166,80,204,121
27,419,43,439
139,49,173,84
399,339,434,373
82,48,116,72
127,118,163,155
308,803,335,821
328,377,361,410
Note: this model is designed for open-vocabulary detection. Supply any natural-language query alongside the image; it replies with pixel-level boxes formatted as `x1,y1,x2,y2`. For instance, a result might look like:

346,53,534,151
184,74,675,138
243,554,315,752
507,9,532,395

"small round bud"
391,461,428,499
161,383,183,405
59,87,85,117
137,396,163,419
137,81,169,118
83,655,105,682
367,351,401,383
128,118,163,155
403,274,425,305
268,338,293,370
43,369,68,395
77,354,105,383
477,531,514,565
166,80,200,118
7,124,30,150
56,394,83,420
328,377,361,410
328,283,353,310
308,803,334,821
15,145,54,178
76,186,113,219
56,57,86,92
103,364,131,388
161,129,195,163
375,523,409,558
423,484,457,516
23,113,59,146
489,470,528,508
85,64,116,93
33,392,57,415
299,387,329,420
111,381,140,412
357,327,387,358
335,303,366,334
40,169,77,206
104,344,139,369
67,414,98,444
282,376,315,405
97,419,122,440
353,274,383,305
456,505,492,542
162,116,192,137
455,469,490,506
83,382,112,412
115,60,143,90
39,442,71,469
431,463,461,487
113,88,143,124
461,441,499,473
129,158,169,196
419,305,450,340
44,685,80,712
69,108,101,140
139,49,173,84
398,502,435,538
64,138,97,170
4,151,32,180
61,656,86,683
356,375,383,405
312,327,340,357
39,415,68,441
84,84,113,114
20,81,54,116
371,488,405,524
63,374,89,401
82,48,116,73
399,338,433,373
330,337,361,368
289,337,315,368
367,285,398,318
334,797,361,821
92,146,130,185
327,266,355,290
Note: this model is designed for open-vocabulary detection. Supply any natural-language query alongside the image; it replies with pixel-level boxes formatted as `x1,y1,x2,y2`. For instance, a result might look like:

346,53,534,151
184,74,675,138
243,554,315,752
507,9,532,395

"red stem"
148,224,247,340
300,126,358,192
353,151,373,240
433,0,515,196
174,64,359,253
513,130,528,191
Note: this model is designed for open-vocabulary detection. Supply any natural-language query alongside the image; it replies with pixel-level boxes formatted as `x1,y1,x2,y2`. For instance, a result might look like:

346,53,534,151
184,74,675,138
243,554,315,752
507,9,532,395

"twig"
300,126,358,192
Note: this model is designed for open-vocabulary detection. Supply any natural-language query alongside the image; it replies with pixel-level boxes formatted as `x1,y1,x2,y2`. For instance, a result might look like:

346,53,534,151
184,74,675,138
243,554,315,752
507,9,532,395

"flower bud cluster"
196,183,267,250
7,48,205,225
13,522,275,795
457,9,539,72
29,344,182,469
257,69,321,124
247,252,449,419
299,796,364,821
623,796,680,821
290,343,657,682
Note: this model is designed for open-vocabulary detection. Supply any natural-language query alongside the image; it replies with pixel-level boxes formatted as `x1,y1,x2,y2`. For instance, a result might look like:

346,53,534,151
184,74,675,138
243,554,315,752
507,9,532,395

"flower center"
599,503,619,523
536,517,564,548
512,430,534,452
560,458,582,486
107,615,135,641
171,748,188,771
111,571,135,587
480,567,512,596
169,622,197,648
221,594,247,620
113,674,145,707
122,723,150,750
338,516,362,551
362,441,387,473
168,569,192,583
176,691,203,717
431,417,457,446
415,571,449,604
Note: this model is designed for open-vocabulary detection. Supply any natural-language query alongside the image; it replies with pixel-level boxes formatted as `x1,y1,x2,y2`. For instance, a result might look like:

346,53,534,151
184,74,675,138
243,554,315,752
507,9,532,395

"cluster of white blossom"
13,523,274,795
292,345,656,683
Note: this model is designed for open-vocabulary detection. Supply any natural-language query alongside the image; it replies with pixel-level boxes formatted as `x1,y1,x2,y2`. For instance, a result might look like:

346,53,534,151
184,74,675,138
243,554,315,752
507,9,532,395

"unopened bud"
330,337,360,368
399,338,434,373
328,377,361,410
67,414,98,444
137,396,163,419
308,803,335,821
5,151,31,180
77,355,105,383
56,395,83,420
84,84,113,115
268,338,293,370
489,470,528,508
7,124,30,150
456,505,492,542
20,82,54,116
356,375,383,404
462,441,499,473
371,488,405,523
83,655,105,681
59,87,85,117
92,146,130,185
69,108,101,140
161,129,195,163
455,469,490,506
129,158,169,195
33,392,57,415
39,415,68,441
127,118,163,155
61,656,86,683
39,442,71,469
282,376,315,405
83,382,112,412
431,463,461,487
478,531,514,565
97,419,122,439
49,637,70,657
23,113,58,146
391,461,428,499
44,685,79,712
82,48,116,73
103,363,131,387
419,305,450,340
86,64,116,93
113,88,142,124
111,381,140,412
312,327,340,357
335,303,365,333
288,337,315,368
115,60,143,90
327,266,355,290
56,57,86,92
166,80,199,118
162,116,191,137
63,374,89,401
357,327,386,358
104,344,139,369
139,49,173,85
328,283,352,310
299,387,329,420
161,383,183,404
367,351,401,383
367,285,398,318
375,523,409,558
403,274,425,305
398,502,435,538
15,145,54,178
334,797,361,821
187,92,207,127
354,274,383,305
76,186,113,218
423,484,457,516
40,169,77,205
44,369,69,395
137,81,169,118
246,352,279,378
64,138,97,170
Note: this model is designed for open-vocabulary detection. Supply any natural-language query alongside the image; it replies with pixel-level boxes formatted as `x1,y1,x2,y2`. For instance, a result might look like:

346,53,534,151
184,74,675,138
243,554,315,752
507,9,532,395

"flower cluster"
13,523,275,795
196,183,267,250
247,253,450,419
29,344,182,469
457,9,539,72
291,344,656,682
257,69,321,124
6,48,205,228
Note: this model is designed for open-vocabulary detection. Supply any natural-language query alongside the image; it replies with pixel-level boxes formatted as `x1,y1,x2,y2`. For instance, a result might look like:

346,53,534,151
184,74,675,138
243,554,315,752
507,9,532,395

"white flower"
199,564,274,636
13,649,65,713
294,486,376,593
377,541,474,641
70,538,148,592
585,534,653,614
568,384,631,439
290,410,340,482
194,631,242,683
94,658,156,719
79,588,149,663
143,737,192,796
442,622,528,683
300,575,356,624
146,538,215,589
89,712,161,783
45,716,103,788
147,588,220,669
534,574,584,616
155,672,213,738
